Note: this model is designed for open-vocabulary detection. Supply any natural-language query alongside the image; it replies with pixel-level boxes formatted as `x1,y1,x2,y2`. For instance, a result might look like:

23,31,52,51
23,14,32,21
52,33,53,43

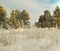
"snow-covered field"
0,28,60,51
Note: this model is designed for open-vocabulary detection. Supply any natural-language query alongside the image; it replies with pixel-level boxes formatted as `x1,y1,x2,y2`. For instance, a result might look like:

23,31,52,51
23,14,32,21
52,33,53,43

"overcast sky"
0,0,60,24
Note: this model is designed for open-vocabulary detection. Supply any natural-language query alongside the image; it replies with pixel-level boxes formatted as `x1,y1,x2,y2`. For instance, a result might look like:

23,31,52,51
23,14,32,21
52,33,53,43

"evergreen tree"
9,10,19,29
0,5,8,29
9,9,24,29
54,6,60,18
38,10,53,28
21,10,30,28
54,6,60,28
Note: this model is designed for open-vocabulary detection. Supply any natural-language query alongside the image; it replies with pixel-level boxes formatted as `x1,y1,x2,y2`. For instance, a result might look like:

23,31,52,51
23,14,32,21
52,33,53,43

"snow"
0,28,60,51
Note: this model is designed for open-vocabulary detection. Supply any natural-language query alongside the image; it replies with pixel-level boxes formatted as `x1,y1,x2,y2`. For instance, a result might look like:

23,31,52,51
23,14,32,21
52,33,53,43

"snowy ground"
0,28,60,51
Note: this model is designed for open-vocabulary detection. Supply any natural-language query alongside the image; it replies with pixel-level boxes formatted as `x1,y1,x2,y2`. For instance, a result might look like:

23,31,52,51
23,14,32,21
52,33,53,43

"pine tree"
54,6,60,28
9,9,24,29
21,10,30,28
9,10,19,29
0,5,8,29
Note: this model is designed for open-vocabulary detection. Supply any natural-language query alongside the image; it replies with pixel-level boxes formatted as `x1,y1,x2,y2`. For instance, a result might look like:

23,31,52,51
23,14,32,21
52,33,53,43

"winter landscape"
0,0,60,51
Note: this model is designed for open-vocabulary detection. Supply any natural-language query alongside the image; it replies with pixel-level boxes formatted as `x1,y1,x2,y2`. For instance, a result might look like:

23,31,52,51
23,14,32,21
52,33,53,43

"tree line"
0,5,60,29
0,5,30,29
35,6,60,29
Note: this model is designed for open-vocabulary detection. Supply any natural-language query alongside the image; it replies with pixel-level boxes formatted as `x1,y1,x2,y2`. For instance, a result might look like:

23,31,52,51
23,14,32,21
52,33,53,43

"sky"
0,0,60,24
